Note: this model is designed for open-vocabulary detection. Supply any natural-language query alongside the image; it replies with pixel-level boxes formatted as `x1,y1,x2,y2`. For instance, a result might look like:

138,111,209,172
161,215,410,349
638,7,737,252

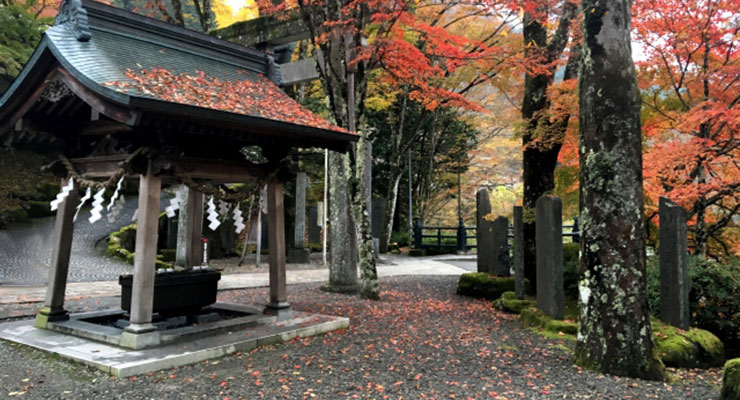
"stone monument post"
491,216,510,276
535,195,564,319
288,172,311,263
476,189,492,273
659,196,689,329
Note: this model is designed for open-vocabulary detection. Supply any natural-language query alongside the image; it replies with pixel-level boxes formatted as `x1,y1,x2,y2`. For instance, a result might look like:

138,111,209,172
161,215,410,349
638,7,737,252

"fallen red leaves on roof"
103,67,349,134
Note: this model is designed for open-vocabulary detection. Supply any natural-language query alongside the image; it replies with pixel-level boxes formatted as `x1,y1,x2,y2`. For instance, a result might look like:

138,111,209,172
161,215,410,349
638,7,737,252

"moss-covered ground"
0,148,58,228
492,292,725,369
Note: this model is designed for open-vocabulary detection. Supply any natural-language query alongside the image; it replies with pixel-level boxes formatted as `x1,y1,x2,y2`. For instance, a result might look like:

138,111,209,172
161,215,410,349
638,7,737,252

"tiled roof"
0,0,353,143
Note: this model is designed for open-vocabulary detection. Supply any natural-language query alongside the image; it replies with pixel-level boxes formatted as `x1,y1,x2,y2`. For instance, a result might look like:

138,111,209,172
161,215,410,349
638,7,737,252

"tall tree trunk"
381,170,403,252
520,3,576,292
326,151,360,291
380,89,410,253
575,0,665,380
355,134,379,299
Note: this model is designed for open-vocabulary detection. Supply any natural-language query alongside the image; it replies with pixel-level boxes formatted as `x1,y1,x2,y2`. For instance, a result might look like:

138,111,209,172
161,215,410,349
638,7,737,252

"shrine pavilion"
0,0,355,358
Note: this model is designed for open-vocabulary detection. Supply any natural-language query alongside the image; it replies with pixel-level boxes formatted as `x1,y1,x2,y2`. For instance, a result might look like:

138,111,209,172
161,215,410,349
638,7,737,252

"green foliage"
647,256,740,357
652,319,725,368
367,97,479,226
159,249,176,262
554,165,579,219
722,358,740,400
0,5,46,77
457,273,515,300
24,200,53,218
390,230,410,247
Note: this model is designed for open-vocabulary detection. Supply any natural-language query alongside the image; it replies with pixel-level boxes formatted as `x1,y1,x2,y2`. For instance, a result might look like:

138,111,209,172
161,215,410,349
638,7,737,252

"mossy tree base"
493,293,725,370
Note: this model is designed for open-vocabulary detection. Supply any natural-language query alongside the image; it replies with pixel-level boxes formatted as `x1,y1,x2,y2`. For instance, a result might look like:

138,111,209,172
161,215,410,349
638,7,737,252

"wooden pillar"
267,179,289,309
35,178,79,328
124,160,161,335
187,190,205,267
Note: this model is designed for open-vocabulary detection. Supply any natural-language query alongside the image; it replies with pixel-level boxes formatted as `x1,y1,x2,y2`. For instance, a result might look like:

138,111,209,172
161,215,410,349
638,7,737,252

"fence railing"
412,218,580,251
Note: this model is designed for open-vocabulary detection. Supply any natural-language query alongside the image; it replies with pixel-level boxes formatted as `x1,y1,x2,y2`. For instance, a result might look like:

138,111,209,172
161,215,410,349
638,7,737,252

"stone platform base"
0,304,348,377
287,247,311,264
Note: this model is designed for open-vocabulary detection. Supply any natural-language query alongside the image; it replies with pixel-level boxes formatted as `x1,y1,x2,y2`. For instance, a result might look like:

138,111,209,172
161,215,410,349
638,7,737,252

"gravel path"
0,196,169,285
0,275,721,399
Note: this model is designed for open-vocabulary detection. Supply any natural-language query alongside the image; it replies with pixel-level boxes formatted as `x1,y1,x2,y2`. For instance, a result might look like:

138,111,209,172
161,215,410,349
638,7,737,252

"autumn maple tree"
634,0,740,258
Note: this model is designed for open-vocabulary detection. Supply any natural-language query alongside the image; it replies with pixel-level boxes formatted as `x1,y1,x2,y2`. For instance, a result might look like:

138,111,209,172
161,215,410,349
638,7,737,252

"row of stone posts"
475,189,690,328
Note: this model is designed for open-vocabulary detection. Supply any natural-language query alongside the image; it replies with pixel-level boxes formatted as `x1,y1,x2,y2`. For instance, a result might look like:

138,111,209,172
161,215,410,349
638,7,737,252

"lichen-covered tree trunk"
354,134,379,299
575,0,665,380
326,150,360,292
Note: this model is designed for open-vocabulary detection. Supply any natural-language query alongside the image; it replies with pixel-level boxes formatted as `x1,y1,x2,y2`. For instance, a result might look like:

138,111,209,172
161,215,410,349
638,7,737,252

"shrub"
457,273,515,300
390,231,410,247
647,256,740,357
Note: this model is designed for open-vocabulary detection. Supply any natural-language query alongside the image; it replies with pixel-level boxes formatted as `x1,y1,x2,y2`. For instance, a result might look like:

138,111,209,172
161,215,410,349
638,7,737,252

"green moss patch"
653,320,725,369
107,224,173,269
457,273,515,300
520,307,578,341
509,303,723,369
722,358,740,400
493,291,535,314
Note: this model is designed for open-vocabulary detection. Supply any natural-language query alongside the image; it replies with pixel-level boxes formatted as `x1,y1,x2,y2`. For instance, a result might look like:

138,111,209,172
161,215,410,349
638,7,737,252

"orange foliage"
634,0,740,254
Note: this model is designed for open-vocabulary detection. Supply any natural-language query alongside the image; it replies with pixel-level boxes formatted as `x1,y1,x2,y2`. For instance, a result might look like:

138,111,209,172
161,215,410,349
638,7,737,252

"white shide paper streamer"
206,196,221,231
73,187,92,222
88,188,106,224
50,179,75,211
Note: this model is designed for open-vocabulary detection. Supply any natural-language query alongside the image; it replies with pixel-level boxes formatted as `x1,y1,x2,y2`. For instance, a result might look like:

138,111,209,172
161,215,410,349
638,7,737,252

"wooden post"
124,160,161,339
35,178,79,328
267,179,289,309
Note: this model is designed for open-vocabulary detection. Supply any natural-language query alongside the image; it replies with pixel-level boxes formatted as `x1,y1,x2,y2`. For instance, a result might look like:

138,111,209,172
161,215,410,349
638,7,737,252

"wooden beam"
267,179,289,309
54,68,138,125
67,155,270,183
78,120,133,136
0,69,56,136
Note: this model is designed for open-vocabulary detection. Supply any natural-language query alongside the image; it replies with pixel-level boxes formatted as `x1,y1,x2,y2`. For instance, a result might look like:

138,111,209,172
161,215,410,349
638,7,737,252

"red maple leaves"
103,67,350,133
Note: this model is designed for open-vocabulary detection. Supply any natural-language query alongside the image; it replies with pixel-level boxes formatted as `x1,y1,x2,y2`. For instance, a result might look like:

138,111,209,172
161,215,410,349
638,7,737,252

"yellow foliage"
212,0,259,29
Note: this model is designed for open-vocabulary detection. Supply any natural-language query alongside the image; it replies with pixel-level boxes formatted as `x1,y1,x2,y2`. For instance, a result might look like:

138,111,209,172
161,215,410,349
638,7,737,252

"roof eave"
128,96,358,151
